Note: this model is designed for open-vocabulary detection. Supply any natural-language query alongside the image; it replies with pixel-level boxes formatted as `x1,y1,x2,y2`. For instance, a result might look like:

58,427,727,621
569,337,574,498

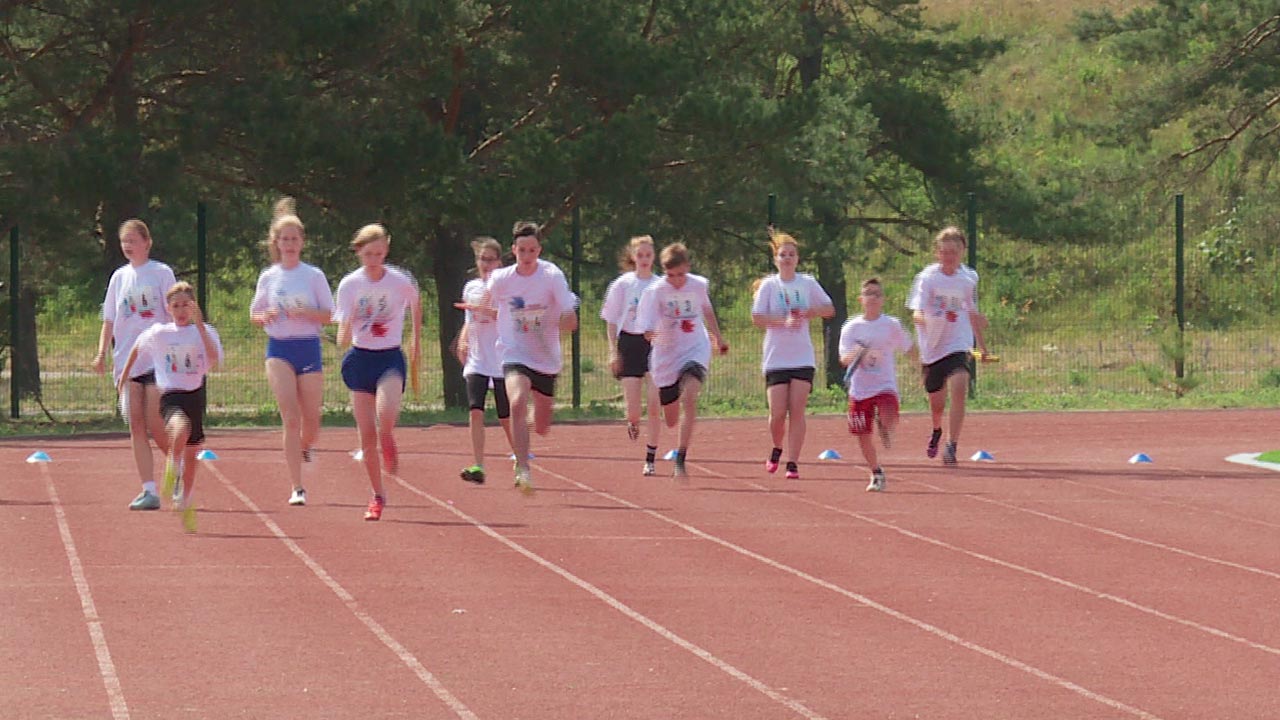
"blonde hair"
769,231,799,255
165,281,195,303
351,223,390,251
660,242,690,270
266,197,305,263
118,218,152,243
618,234,655,271
934,226,966,250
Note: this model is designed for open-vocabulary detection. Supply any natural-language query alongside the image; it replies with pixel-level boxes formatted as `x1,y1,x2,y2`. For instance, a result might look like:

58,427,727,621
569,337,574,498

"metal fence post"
571,204,581,409
9,225,18,419
967,192,978,399
197,202,208,320
1174,193,1185,380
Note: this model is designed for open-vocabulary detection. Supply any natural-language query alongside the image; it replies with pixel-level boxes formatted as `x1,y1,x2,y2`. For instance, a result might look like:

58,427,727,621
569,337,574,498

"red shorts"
847,392,899,436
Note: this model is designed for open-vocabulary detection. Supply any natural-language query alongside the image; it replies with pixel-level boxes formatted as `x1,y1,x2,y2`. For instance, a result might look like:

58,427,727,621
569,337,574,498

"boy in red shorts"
840,277,913,491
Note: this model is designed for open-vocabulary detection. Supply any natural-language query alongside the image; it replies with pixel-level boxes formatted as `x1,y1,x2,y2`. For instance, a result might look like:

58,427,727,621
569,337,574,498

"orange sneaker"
364,496,385,521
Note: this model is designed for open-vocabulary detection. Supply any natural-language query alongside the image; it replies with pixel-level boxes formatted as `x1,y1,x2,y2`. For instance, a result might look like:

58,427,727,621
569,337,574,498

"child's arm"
702,302,729,355
409,291,424,363
115,342,140,395
337,319,353,349
454,320,470,366
191,306,220,372
93,320,113,374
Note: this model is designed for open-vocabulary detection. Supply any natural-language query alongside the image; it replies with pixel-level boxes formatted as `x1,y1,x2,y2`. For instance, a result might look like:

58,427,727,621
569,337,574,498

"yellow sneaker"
181,504,197,533
162,459,178,501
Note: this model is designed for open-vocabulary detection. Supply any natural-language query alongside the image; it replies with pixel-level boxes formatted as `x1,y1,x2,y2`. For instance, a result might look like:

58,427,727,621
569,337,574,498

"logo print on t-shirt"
680,319,695,333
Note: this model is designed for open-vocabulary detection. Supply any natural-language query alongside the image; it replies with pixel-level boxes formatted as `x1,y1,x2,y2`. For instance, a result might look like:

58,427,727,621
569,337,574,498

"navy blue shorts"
267,336,323,375
128,370,157,386
341,347,407,395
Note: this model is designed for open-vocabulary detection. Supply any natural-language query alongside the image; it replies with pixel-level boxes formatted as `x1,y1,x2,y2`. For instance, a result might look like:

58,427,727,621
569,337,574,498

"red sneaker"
364,496,385,521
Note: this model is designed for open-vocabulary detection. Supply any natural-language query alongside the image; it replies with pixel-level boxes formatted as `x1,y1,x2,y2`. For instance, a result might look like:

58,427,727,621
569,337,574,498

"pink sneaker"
764,460,779,474
784,462,799,479
364,496,385,521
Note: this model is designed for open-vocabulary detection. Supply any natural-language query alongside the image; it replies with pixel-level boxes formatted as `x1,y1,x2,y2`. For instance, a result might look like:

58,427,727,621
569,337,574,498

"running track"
3,409,1278,719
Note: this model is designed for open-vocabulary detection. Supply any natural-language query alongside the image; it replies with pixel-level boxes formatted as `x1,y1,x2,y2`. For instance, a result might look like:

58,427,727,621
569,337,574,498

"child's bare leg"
785,379,810,464
766,383,788,450
143,384,169,456
645,375,662,446
532,392,554,436
857,432,879,473
266,359,303,490
126,382,155,485
375,373,404,475
180,443,199,504
468,408,486,467
505,374,533,471
947,370,969,443
677,376,702,451
350,392,382,496
621,376,642,426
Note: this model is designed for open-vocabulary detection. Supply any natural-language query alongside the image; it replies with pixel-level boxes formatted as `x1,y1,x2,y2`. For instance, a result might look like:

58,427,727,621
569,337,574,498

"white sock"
142,481,157,494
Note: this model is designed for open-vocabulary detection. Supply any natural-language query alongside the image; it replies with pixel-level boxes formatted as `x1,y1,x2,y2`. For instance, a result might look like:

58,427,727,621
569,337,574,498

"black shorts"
659,362,707,406
922,351,972,394
161,384,207,446
465,373,511,418
128,371,157,386
615,331,652,378
504,363,557,398
765,367,815,388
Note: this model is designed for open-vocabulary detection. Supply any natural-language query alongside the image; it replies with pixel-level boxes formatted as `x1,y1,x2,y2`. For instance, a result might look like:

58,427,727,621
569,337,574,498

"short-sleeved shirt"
250,263,334,339
485,260,579,375
461,278,503,378
132,322,224,393
601,271,659,335
839,314,913,400
907,265,979,365
636,274,713,388
333,266,418,351
750,273,832,372
102,260,177,382
907,263,978,309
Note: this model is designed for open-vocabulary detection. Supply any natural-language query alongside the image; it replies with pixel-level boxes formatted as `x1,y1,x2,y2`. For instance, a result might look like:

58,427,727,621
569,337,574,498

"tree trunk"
815,213,847,389
431,225,471,409
100,28,143,280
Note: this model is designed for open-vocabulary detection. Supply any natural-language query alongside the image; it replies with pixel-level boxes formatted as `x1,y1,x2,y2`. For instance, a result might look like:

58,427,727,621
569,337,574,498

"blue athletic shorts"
341,346,406,395
267,336,323,375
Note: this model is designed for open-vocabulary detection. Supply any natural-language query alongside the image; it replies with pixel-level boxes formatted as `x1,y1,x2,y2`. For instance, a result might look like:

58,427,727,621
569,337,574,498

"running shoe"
364,496,385,521
642,461,656,477
514,466,534,495
926,428,942,459
460,465,486,484
866,468,886,492
764,459,779,473
627,422,639,441
128,490,161,511
180,504,197,533
161,459,178,502
672,460,688,480
288,488,307,506
942,441,958,466
784,461,799,480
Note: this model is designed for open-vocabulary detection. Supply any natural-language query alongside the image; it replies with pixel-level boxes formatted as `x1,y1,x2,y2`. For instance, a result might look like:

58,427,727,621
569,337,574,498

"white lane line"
911,477,1280,581
391,476,829,720
1226,453,1280,472
205,465,478,720
532,463,1165,720
706,467,1280,658
39,464,130,720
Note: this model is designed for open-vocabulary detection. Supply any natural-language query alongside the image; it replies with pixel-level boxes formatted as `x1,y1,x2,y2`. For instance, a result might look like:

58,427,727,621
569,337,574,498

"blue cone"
970,450,995,462
1128,453,1153,464
196,449,218,461
817,449,842,460
663,449,679,461
25,450,51,463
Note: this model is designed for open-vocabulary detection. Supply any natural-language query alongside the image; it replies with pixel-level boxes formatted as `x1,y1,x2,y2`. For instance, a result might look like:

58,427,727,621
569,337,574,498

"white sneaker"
288,488,307,506
642,461,656,476
866,468,886,492
514,466,534,495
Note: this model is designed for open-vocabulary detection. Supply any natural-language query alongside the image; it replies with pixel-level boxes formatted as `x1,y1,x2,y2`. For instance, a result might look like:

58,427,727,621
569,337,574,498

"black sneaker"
926,429,943,459
460,465,486,484
942,441,958,466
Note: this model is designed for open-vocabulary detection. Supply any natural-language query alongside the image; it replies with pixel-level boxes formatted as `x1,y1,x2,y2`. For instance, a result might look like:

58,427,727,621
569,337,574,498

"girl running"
636,243,729,480
456,237,514,484
334,224,422,520
600,235,663,475
116,282,223,532
93,219,176,510
250,198,334,507
749,232,833,479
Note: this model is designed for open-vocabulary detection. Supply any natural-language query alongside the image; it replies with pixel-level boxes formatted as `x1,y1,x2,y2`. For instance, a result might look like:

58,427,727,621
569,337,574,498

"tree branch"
1172,90,1280,162
467,72,560,161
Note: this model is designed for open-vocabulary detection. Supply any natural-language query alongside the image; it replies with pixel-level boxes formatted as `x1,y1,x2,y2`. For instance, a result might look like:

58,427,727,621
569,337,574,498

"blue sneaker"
128,490,161,511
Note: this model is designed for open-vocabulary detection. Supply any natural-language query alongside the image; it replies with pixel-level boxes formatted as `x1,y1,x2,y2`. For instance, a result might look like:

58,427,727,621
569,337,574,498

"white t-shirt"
750,273,833,372
461,278,503,378
132,322,224,393
333,266,419,351
907,263,978,309
839,314,913,400
485,260,579,375
101,260,177,382
636,274,713,388
250,263,334,339
600,271,659,335
907,265,979,364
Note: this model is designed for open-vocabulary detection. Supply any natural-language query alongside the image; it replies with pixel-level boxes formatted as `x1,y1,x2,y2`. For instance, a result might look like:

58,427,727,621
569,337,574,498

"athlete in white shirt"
454,237,514,485
480,221,579,493
116,282,223,532
636,242,728,479
334,224,422,521
840,277,913,491
93,219,177,511
601,235,663,475
750,233,834,480
907,227,989,465
249,199,334,507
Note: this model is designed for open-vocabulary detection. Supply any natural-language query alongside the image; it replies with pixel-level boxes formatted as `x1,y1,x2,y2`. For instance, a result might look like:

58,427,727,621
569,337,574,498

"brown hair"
351,223,390,251
165,281,195,303
118,218,152,243
618,234,655,271
265,197,305,263
511,220,541,241
861,276,883,292
471,236,501,260
660,242,690,271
